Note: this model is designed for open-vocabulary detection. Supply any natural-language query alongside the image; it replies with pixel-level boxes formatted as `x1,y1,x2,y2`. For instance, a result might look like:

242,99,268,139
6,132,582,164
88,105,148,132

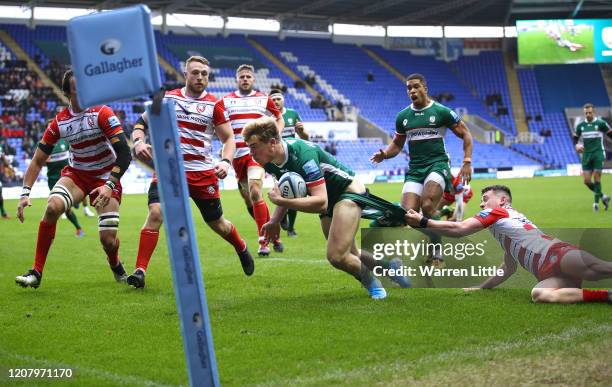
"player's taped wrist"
104,180,116,191
133,138,143,147
419,216,429,228
221,158,231,166
21,185,31,197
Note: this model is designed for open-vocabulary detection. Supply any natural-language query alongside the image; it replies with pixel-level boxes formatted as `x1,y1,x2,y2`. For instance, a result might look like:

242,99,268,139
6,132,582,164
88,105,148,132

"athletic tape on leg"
147,99,220,387
66,5,161,107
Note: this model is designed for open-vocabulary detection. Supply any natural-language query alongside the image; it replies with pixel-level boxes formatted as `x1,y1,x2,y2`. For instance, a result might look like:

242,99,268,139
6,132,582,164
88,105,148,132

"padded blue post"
147,97,220,387
67,5,161,107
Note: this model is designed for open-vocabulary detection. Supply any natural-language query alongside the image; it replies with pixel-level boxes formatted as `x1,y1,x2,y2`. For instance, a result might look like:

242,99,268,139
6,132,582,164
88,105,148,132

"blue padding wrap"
67,4,161,107
146,99,220,387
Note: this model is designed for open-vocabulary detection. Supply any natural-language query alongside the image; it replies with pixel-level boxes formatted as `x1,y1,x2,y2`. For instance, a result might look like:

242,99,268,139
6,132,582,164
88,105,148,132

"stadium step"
158,54,184,83
361,47,404,83
246,38,320,98
503,50,529,133
0,29,68,105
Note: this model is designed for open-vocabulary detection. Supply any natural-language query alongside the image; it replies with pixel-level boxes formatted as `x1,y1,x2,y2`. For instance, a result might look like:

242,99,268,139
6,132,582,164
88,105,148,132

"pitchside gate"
66,5,219,386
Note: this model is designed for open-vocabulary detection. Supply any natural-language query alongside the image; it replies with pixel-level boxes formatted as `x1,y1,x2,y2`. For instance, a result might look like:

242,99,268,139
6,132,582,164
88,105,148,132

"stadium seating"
517,68,579,167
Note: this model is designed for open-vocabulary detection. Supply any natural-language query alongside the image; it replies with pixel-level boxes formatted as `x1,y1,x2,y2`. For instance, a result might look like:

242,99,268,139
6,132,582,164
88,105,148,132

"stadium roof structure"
2,0,612,26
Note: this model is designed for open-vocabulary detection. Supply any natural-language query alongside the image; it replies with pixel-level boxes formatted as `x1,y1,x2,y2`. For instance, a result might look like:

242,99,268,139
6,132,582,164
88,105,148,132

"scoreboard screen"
517,19,612,65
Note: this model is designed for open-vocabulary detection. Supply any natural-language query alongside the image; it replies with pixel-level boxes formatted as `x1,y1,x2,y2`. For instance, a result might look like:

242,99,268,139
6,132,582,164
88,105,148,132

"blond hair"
236,64,255,76
243,117,279,143
185,56,209,67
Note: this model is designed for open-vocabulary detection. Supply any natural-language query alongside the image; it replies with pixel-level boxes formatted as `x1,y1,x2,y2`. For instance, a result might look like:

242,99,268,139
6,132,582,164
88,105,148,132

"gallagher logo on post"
100,39,121,56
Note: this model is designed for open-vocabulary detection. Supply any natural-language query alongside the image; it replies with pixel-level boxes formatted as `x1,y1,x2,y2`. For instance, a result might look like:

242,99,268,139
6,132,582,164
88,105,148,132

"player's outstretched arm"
370,134,405,164
295,122,309,140
405,209,484,237
17,146,50,222
450,121,473,183
214,122,235,179
465,253,517,291
268,181,328,214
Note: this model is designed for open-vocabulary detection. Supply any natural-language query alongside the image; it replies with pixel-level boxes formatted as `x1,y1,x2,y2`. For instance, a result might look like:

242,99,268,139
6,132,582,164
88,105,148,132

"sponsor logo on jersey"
302,159,322,181
288,118,293,124
108,116,121,128
402,119,408,126
100,39,121,55
196,103,206,113
429,116,436,124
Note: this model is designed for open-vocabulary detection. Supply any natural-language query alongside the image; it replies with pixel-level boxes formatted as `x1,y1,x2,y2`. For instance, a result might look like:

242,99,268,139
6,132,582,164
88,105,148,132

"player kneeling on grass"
405,185,612,304
15,69,132,288
243,117,410,300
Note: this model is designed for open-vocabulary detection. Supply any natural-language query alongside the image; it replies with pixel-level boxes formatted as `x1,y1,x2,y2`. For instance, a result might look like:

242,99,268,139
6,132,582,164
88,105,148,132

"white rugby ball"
278,172,307,199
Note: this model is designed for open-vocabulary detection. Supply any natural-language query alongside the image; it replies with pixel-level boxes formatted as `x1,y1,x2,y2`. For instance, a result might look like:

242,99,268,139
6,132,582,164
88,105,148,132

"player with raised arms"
15,69,132,288
405,184,612,304
243,117,410,300
215,65,285,256
269,88,308,237
370,73,473,268
573,103,612,211
129,56,254,288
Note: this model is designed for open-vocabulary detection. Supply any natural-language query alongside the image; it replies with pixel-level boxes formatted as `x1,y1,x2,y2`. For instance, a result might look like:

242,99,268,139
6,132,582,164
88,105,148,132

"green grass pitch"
518,29,594,65
1,176,611,386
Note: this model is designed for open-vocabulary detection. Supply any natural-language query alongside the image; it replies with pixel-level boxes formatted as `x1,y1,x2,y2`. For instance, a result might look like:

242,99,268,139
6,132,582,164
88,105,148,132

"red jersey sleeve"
473,207,509,228
41,119,60,146
266,96,281,118
97,106,123,138
213,99,229,126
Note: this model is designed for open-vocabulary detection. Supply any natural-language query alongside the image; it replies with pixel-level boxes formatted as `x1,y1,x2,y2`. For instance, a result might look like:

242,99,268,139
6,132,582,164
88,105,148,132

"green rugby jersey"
281,108,302,139
395,100,460,168
47,139,70,176
264,139,354,206
575,118,611,154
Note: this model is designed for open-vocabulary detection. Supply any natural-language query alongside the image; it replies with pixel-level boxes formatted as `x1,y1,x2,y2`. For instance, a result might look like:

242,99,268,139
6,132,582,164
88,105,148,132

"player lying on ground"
435,174,473,222
244,117,411,300
371,73,473,268
15,69,132,288
270,88,308,238
130,56,254,288
573,103,612,211
215,64,285,256
405,185,612,304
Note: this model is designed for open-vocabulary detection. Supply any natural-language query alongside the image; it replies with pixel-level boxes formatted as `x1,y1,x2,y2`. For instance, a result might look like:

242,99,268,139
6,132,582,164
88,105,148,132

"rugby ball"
278,172,307,199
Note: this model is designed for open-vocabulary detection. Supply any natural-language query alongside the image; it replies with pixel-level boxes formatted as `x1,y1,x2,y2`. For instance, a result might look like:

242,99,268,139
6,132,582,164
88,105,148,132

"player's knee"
421,198,436,216
326,248,347,268
45,197,66,218
147,205,163,227
249,187,262,203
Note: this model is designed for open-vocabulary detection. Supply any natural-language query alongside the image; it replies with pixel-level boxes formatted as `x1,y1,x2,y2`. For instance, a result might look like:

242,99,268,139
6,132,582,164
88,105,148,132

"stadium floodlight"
67,5,219,386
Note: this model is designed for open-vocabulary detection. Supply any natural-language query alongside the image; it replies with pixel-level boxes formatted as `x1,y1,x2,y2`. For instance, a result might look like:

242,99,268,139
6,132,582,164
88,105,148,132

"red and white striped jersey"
42,105,123,179
165,88,228,172
474,206,563,277
215,90,281,159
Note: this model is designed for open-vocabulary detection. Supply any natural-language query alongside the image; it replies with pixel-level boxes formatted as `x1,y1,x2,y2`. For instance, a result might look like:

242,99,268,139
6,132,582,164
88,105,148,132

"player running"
573,103,612,211
129,56,254,288
405,185,612,304
15,69,132,288
371,73,473,267
46,138,84,237
215,65,285,256
269,88,308,237
244,117,411,300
